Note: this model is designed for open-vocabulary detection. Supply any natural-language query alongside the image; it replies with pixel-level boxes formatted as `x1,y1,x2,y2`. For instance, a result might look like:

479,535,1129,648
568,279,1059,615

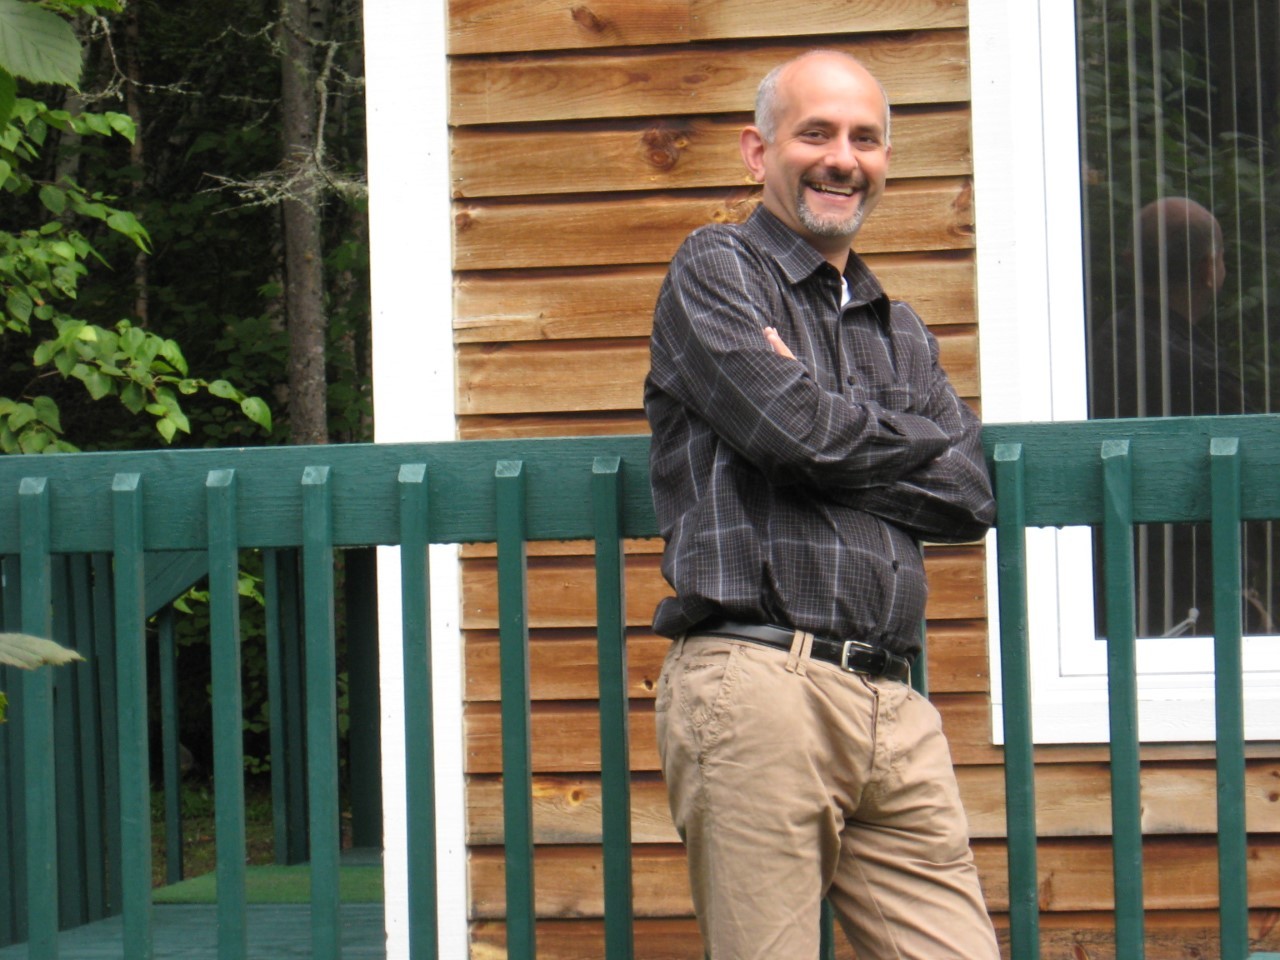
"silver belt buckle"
840,638,908,686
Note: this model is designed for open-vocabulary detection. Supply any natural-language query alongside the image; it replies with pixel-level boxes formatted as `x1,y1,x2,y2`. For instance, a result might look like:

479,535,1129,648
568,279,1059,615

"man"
643,51,1000,958
1089,197,1273,636
1090,197,1238,423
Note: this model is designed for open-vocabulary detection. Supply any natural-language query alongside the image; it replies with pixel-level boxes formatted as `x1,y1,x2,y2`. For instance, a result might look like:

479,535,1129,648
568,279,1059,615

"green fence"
0,416,1276,959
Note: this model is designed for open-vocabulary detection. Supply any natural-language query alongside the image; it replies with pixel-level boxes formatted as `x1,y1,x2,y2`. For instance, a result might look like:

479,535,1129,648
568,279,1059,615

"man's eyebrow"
789,116,883,136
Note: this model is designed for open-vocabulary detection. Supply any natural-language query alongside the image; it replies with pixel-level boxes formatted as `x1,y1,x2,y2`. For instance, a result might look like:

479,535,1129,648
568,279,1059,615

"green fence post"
303,465,341,960
1210,437,1248,960
91,553,123,916
496,460,536,959
345,547,383,849
592,457,634,960
157,606,184,887
993,442,1040,960
51,556,86,931
279,549,310,865
113,472,152,960
208,469,248,960
399,463,439,960
1100,439,1144,959
70,556,107,922
20,477,57,960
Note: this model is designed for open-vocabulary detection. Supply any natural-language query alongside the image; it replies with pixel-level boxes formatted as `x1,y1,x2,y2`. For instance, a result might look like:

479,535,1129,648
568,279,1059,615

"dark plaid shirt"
644,206,994,656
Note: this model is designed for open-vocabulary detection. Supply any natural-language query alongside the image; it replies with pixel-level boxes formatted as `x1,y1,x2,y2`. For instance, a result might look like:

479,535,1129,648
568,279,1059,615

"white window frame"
969,0,1280,743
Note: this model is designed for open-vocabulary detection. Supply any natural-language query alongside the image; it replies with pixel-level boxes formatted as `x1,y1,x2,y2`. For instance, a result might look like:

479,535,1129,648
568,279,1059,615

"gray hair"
753,50,892,145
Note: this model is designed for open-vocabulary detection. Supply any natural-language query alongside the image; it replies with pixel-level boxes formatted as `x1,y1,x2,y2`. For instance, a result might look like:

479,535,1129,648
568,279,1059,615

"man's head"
741,51,892,268
1134,197,1226,318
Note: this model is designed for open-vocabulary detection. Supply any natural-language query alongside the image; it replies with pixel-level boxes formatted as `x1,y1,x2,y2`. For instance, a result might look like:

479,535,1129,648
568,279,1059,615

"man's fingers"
763,326,796,360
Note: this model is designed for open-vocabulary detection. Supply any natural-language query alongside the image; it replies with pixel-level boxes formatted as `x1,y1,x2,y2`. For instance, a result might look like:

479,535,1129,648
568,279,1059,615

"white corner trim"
364,0,466,957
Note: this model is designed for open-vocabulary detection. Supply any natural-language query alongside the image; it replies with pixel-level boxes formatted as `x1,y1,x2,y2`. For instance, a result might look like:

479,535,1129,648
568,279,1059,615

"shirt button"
891,560,900,571
846,376,856,385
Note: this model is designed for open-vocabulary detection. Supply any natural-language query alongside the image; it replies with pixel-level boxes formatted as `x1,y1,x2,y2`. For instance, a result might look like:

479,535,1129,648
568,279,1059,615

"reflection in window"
1077,0,1278,638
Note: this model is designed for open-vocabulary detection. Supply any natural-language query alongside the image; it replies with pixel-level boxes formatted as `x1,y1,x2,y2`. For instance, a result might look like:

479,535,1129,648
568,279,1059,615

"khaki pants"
655,633,1000,960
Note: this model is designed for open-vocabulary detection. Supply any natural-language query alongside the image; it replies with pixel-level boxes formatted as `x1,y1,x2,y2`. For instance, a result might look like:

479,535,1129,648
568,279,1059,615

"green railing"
0,415,1276,959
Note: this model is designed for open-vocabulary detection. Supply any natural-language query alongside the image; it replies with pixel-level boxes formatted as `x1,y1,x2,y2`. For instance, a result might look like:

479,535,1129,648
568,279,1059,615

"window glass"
1077,0,1279,638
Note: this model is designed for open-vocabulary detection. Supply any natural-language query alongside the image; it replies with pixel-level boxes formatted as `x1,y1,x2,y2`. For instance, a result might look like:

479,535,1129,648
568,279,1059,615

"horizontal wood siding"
442,0,1279,955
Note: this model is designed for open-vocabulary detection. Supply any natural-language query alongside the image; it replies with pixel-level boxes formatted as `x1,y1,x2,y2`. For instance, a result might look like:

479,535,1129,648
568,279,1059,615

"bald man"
645,51,1000,958
1089,197,1274,637
1091,196,1237,420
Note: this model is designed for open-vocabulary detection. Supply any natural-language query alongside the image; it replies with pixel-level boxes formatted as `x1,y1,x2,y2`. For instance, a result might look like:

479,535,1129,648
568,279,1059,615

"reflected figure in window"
1089,196,1273,636
1090,197,1242,420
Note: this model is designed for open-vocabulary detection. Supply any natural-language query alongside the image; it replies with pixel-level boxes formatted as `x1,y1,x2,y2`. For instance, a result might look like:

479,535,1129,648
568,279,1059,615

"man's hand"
763,326,796,360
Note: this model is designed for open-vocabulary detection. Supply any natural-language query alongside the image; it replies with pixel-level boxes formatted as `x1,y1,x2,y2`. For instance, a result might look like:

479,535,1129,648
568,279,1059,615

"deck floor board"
0,904,386,959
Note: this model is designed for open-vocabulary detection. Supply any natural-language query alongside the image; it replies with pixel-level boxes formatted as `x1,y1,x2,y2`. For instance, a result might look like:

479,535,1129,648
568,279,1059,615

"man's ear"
740,126,767,183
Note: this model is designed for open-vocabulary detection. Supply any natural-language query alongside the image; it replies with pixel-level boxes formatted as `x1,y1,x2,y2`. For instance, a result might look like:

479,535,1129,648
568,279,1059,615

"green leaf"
0,67,15,128
20,426,49,453
159,339,188,375
38,183,65,215
32,339,57,365
104,111,134,142
0,0,83,88
105,210,150,251
119,380,144,413
7,402,34,430
156,416,176,443
208,379,239,400
6,289,32,323
240,396,272,431
32,395,60,432
79,367,111,400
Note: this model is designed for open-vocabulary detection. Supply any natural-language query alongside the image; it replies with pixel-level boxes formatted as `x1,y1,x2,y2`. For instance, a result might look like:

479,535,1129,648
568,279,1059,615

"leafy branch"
0,2,273,452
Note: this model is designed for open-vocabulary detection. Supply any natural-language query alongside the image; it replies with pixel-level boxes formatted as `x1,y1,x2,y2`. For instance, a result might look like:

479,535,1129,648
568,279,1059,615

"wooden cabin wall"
445,1,1280,956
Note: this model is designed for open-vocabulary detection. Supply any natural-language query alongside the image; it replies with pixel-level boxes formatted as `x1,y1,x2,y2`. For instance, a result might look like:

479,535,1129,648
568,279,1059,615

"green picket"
399,463,439,960
496,460,536,959
1209,438,1248,960
112,473,151,960
1100,440,1144,958
20,477,56,960
993,442,1040,960
592,457,634,960
302,465,341,959
207,469,248,960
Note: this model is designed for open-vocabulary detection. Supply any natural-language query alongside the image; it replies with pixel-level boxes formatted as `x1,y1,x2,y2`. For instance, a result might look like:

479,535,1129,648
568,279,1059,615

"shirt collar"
742,205,891,324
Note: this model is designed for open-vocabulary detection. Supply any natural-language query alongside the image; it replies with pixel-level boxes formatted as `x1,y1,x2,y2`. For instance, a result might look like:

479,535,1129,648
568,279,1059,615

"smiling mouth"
807,181,858,197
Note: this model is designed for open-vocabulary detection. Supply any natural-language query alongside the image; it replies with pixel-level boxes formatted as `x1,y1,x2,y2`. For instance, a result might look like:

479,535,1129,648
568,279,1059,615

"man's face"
741,55,891,264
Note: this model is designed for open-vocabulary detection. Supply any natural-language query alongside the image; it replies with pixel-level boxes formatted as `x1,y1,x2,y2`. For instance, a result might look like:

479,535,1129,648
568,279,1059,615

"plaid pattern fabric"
644,206,994,655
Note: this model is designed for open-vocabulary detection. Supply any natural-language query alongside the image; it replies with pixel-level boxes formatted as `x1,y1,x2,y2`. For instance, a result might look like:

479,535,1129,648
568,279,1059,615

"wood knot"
454,211,473,231
641,126,687,172
571,5,609,33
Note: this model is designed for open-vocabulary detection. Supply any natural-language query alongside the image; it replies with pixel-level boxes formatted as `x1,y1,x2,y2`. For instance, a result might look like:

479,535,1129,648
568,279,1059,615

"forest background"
0,0,371,788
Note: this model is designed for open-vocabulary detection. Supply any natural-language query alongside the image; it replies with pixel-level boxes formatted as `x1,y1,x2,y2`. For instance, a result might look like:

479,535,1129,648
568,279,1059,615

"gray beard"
796,187,866,238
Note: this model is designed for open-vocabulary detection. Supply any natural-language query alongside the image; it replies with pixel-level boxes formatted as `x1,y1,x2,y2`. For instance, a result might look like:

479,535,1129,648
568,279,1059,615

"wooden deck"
0,904,386,959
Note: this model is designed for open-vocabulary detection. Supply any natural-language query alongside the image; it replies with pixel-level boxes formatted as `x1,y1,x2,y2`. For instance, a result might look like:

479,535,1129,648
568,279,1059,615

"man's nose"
825,137,857,173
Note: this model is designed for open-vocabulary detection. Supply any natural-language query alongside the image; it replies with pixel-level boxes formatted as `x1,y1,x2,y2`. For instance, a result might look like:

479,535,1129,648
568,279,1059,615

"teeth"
810,183,854,196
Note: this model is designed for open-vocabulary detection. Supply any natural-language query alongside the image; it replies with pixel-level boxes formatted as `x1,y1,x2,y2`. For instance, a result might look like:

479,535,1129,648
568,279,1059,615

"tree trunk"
280,0,330,445
123,4,148,325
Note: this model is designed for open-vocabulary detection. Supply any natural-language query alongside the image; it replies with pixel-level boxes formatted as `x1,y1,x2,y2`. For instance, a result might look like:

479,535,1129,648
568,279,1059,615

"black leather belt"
689,619,913,685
